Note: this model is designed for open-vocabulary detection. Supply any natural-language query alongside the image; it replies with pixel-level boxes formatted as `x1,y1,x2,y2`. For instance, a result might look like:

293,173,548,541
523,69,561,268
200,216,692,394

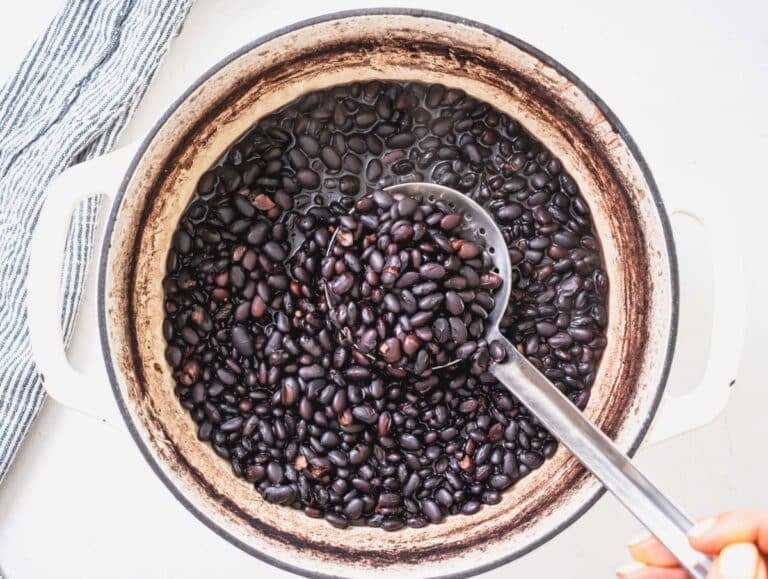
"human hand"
617,508,768,579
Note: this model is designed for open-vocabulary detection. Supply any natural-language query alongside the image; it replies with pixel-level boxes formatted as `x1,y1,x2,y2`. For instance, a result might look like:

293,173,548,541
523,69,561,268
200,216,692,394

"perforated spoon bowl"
386,182,711,579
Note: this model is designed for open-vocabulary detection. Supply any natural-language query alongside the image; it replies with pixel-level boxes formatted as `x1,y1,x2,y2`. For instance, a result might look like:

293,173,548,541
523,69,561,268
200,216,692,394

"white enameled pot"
27,10,744,578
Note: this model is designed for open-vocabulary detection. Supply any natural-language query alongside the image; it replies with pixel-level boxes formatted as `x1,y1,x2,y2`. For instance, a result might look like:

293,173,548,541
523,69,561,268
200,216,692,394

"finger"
616,562,690,579
628,535,680,567
690,509,768,555
712,543,768,579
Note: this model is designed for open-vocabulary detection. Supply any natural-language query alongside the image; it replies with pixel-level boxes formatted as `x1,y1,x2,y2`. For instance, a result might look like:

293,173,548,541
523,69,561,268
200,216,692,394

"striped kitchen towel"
0,0,194,484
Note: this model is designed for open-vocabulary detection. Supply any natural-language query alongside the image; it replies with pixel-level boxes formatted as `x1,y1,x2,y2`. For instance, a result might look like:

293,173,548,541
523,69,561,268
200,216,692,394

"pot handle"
27,143,139,424
643,200,745,445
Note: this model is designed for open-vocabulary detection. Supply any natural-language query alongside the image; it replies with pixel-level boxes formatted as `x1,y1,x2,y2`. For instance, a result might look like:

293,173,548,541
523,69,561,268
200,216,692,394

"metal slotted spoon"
385,182,711,579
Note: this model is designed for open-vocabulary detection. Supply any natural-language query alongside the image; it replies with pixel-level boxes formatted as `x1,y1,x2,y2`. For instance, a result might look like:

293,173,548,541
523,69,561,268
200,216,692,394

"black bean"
267,462,284,483
321,146,342,171
344,498,365,520
457,241,482,259
352,404,378,424
365,159,383,182
449,317,468,343
519,451,544,468
249,296,266,318
246,221,269,246
412,281,438,296
426,84,445,107
262,241,286,262
298,364,324,380
197,171,216,194
358,328,378,353
410,311,433,327
431,117,452,136
455,342,477,358
264,485,295,505
379,337,402,363
281,378,299,406
460,501,481,515
173,230,192,254
345,366,371,381
339,175,361,196
355,110,376,128
216,368,236,385
325,513,349,529
165,346,182,368
421,499,443,523
434,488,454,507
296,168,320,189
489,340,507,361
418,293,444,310
382,518,405,532
375,94,393,119
501,451,519,477
230,325,253,356
220,416,243,433
433,318,450,343
569,327,594,343
397,196,418,217
548,332,573,349
400,433,421,450
392,223,414,243
395,271,420,289
445,291,465,315
413,350,430,374
420,263,446,280
375,493,400,510
490,474,512,490
387,132,415,148
330,273,354,294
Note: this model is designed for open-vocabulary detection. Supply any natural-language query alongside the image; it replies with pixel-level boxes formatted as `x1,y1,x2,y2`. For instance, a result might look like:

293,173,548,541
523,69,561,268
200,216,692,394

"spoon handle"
489,334,712,578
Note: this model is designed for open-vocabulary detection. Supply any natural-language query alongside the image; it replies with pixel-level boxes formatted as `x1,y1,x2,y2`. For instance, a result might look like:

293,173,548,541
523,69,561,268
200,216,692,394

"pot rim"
97,8,680,578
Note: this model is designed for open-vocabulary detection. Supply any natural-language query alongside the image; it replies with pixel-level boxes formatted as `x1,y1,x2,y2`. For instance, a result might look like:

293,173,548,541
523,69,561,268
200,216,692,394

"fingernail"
616,561,646,577
688,517,716,538
718,543,759,579
627,532,650,548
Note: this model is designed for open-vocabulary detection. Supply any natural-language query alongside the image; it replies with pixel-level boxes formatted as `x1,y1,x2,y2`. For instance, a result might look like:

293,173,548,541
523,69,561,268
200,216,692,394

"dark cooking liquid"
162,80,608,529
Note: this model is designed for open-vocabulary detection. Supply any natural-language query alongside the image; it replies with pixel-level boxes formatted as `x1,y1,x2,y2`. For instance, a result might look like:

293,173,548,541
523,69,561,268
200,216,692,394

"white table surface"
1,1,766,577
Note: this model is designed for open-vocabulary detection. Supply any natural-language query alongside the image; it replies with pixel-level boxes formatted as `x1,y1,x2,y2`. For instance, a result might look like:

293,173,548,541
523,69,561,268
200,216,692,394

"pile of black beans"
163,80,608,530
320,188,506,379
